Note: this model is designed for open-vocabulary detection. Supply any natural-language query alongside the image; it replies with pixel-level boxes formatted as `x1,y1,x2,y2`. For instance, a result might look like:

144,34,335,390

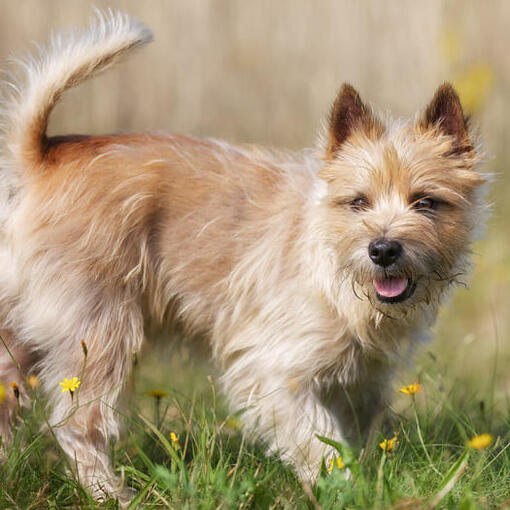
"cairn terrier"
0,11,486,501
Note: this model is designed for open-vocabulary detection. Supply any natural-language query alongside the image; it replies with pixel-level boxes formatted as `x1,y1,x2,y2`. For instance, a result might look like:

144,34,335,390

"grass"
0,345,509,510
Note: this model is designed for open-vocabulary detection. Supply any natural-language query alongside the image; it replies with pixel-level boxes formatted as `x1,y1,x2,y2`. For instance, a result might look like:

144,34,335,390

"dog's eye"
413,197,436,212
349,197,369,212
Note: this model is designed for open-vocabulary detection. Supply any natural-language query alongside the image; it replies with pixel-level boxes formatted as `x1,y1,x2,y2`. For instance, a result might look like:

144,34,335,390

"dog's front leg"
320,366,392,446
275,384,349,482
224,369,346,482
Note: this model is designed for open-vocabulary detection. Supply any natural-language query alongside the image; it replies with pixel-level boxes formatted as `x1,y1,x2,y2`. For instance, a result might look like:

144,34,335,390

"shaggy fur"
0,11,487,502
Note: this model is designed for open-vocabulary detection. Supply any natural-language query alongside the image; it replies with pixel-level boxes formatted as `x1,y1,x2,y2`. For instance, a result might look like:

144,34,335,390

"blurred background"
0,1,508,403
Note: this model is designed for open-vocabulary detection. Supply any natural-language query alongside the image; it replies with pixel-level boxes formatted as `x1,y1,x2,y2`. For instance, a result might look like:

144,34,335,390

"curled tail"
1,10,153,173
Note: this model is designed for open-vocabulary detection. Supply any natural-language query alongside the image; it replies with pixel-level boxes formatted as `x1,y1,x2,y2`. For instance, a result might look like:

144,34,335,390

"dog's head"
318,83,486,316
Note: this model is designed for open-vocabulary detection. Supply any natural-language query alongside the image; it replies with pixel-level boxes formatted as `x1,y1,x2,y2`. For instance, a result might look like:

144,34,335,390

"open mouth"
373,277,416,303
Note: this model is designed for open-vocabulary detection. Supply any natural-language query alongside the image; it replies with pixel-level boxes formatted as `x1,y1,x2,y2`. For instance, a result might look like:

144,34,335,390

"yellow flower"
59,377,81,393
147,389,168,398
170,431,180,449
379,436,398,452
27,375,40,389
466,433,494,450
399,383,422,395
0,383,6,404
327,456,345,472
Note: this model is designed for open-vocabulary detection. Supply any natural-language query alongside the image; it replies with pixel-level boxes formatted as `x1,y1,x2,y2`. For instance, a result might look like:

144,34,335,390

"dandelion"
466,433,494,450
170,431,180,449
327,456,345,472
10,382,19,400
0,383,6,404
379,436,398,452
27,374,40,389
59,377,81,394
399,383,422,395
147,389,168,399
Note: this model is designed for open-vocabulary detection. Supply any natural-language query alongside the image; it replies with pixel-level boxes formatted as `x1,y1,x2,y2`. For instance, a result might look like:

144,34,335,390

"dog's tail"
1,9,153,173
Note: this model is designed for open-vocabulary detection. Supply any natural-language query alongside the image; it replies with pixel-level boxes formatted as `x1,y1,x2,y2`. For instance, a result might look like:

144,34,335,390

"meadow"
1,346,509,509
0,1,509,508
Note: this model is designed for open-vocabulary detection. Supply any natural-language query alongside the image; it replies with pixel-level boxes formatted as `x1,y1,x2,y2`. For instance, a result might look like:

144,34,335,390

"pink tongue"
374,277,408,298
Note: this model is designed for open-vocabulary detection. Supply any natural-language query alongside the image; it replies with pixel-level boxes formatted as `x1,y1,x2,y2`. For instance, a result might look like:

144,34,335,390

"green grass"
0,345,509,509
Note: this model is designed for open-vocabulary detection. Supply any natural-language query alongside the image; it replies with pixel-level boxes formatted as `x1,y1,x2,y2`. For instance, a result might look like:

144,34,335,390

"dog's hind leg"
37,302,144,503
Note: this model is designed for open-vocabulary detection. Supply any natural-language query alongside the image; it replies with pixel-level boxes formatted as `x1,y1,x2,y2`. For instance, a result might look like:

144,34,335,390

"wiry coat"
0,11,486,501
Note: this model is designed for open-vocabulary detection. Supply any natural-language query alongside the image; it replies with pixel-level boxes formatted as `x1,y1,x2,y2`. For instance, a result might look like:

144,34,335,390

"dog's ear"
326,84,383,159
420,83,472,154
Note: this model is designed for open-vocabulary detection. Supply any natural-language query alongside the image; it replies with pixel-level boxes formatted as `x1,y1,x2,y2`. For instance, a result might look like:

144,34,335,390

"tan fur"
0,12,487,502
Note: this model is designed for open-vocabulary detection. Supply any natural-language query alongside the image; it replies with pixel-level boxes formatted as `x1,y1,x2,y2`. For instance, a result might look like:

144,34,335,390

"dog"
0,11,486,502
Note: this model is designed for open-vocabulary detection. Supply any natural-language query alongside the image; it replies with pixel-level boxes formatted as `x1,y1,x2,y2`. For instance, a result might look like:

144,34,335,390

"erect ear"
420,83,472,153
326,84,384,159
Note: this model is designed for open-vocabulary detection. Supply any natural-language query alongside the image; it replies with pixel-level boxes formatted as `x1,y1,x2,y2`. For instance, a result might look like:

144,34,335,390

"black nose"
368,239,402,267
